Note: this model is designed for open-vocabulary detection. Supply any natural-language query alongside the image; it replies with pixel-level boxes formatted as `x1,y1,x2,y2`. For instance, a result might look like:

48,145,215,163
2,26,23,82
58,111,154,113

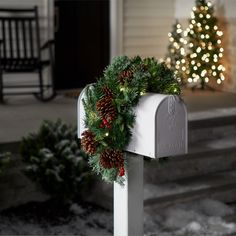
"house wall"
122,0,175,59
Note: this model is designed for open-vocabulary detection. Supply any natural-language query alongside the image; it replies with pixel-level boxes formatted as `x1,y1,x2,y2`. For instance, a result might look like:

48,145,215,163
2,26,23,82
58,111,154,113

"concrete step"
188,109,236,144
144,169,236,209
145,135,236,184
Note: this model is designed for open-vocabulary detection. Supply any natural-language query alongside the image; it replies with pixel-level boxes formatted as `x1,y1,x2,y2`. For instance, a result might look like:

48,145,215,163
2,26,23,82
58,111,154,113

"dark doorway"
54,0,110,90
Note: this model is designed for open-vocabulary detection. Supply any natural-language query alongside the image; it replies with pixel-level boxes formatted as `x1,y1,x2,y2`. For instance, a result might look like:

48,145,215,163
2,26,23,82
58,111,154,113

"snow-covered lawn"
0,199,235,235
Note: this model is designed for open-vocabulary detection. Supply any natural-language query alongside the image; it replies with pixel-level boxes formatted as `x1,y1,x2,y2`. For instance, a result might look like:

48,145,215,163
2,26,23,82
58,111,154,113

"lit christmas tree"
185,0,225,89
166,20,187,84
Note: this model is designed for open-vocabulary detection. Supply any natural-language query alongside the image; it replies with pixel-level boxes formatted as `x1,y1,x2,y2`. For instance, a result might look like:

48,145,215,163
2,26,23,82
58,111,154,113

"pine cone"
96,96,117,122
102,86,114,98
100,149,124,169
118,69,133,85
81,130,97,154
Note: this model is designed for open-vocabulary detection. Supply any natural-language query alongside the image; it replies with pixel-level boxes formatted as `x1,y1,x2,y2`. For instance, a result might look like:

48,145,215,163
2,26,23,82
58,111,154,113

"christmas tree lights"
185,0,225,89
166,20,188,84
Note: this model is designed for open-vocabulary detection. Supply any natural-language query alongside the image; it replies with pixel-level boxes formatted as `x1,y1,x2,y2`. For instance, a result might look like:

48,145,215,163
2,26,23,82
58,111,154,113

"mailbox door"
155,96,188,157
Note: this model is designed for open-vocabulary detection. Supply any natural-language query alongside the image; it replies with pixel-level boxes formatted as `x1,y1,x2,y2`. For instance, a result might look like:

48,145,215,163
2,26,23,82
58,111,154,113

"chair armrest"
41,39,55,51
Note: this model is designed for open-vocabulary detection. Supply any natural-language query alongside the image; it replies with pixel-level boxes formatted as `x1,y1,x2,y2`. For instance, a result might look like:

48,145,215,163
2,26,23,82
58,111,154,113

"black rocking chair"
0,6,56,102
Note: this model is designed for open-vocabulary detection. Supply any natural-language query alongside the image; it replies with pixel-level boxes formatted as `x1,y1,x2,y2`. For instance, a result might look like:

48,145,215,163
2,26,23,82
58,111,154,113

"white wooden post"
114,153,143,236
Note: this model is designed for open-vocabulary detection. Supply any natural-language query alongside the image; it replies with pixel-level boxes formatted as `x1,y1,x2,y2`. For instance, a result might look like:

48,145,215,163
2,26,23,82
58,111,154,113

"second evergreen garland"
81,55,181,184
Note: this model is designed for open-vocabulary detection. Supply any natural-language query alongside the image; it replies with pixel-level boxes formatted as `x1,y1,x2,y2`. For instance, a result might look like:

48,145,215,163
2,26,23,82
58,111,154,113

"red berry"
119,166,125,177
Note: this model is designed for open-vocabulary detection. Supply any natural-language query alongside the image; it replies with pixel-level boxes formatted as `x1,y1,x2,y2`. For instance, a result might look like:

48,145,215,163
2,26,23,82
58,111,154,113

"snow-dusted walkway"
0,199,235,236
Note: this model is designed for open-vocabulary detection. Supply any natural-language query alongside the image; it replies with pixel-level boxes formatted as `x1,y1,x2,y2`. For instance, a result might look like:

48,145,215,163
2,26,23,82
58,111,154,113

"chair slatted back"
0,7,40,72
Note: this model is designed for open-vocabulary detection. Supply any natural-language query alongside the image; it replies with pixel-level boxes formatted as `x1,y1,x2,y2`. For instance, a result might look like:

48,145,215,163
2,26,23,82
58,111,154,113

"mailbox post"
78,88,188,236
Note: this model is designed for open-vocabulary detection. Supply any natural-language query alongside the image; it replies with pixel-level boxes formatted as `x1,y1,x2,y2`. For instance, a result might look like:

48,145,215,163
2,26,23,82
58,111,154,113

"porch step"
144,169,236,209
188,107,236,144
144,135,236,184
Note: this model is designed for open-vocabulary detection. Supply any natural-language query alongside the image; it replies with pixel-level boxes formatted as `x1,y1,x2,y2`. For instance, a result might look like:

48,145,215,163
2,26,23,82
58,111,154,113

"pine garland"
82,56,181,184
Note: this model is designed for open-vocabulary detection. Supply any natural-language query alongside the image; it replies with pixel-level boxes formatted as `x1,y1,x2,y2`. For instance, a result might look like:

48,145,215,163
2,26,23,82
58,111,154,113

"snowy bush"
20,119,92,201
0,151,11,176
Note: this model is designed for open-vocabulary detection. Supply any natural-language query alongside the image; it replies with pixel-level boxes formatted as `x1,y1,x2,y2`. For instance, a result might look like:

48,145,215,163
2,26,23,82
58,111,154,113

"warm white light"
199,14,203,18
219,53,223,57
212,65,216,70
190,30,194,34
193,7,196,11
206,34,210,39
200,6,204,10
206,14,211,19
217,31,223,36
197,63,201,67
201,34,205,39
213,71,217,76
194,66,198,70
205,58,209,62
191,13,195,19
205,77,209,83
196,47,201,53
105,132,109,136
220,48,224,52
169,37,174,42
168,33,172,37
191,19,196,24
177,28,182,33
207,2,212,7
205,25,210,30
177,24,181,29
214,25,218,30
205,6,209,10
176,60,180,65
217,39,221,44
220,74,225,80
181,59,185,63
188,78,193,83
208,45,212,50
217,79,222,84
189,24,193,29
201,70,207,76
197,23,201,27
189,43,194,48
214,58,218,62
191,60,195,65
182,66,186,71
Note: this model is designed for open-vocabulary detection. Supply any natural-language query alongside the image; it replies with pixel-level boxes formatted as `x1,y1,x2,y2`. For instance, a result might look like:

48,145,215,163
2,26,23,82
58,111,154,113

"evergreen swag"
82,56,181,184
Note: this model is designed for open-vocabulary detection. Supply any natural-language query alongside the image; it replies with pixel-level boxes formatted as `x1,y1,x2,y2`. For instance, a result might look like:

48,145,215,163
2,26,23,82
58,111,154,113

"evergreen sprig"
82,56,181,184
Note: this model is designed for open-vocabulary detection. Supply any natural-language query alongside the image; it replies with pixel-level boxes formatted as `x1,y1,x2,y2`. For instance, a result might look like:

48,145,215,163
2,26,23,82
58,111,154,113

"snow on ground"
0,199,236,236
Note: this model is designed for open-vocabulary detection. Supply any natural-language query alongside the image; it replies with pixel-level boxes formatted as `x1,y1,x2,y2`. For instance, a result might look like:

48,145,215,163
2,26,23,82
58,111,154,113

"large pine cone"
118,69,133,85
96,96,117,122
100,149,124,169
81,130,97,154
102,86,114,98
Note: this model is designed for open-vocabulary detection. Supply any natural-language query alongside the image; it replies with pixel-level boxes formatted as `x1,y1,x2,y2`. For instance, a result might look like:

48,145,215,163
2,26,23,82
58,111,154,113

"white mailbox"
78,86,188,158
126,93,187,158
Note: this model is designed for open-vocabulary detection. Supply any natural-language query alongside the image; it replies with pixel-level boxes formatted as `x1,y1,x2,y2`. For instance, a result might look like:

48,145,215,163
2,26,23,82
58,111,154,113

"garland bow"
81,56,181,184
